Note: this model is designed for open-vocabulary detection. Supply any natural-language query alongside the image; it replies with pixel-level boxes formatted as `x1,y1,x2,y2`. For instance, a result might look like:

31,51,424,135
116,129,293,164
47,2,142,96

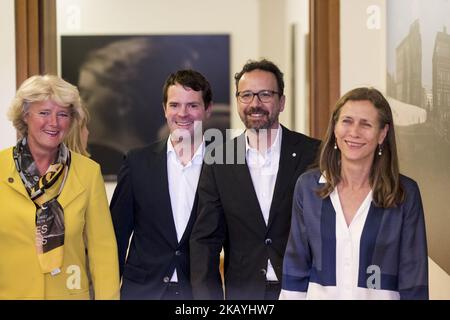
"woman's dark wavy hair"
317,87,405,208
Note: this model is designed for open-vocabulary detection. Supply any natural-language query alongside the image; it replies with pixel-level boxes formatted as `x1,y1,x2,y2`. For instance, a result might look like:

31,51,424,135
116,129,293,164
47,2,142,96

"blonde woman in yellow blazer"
0,75,119,299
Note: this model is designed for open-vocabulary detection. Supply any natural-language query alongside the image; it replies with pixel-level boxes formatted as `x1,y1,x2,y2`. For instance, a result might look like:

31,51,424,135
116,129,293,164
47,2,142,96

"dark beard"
244,107,274,130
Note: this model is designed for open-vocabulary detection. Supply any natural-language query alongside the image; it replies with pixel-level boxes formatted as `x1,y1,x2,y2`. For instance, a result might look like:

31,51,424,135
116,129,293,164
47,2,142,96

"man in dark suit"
110,69,213,299
190,59,320,300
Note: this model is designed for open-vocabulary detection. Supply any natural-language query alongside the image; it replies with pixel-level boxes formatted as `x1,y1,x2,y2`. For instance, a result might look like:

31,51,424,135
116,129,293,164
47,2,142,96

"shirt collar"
245,124,282,156
166,135,205,166
319,173,327,184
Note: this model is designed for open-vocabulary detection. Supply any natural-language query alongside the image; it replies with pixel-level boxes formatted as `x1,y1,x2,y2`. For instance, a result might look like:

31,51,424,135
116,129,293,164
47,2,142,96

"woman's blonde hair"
317,87,405,208
8,75,85,144
64,103,90,157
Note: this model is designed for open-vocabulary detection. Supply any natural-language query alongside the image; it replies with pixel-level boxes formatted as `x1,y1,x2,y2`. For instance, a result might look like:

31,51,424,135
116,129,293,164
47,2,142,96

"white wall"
341,0,386,92
341,0,450,299
260,0,288,127
0,0,17,150
286,0,310,134
259,0,310,134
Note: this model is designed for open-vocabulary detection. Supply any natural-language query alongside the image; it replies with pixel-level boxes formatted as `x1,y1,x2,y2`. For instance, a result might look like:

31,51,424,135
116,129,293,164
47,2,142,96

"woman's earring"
334,142,338,150
378,144,382,156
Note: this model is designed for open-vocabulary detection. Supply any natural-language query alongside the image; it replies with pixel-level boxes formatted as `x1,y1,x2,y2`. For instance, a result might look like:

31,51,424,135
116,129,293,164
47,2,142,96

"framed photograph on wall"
386,0,450,273
61,34,230,180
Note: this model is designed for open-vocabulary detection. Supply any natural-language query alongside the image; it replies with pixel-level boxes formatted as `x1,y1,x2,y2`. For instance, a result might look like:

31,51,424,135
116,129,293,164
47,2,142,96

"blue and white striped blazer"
281,169,429,300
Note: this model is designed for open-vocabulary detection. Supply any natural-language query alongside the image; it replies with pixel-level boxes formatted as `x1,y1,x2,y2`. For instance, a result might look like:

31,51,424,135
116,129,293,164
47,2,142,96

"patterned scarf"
13,138,71,275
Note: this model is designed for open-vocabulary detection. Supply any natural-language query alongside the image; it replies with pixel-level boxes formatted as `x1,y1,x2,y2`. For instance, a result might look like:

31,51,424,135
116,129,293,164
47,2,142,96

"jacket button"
264,238,272,245
8,177,14,183
163,276,170,283
175,250,181,256
260,268,267,276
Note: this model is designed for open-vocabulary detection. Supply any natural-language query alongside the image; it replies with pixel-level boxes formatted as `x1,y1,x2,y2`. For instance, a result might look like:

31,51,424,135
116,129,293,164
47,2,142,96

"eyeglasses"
236,90,280,104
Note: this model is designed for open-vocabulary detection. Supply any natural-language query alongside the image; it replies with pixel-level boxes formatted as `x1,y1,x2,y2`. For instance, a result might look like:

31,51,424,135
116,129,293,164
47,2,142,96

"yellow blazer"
0,147,120,299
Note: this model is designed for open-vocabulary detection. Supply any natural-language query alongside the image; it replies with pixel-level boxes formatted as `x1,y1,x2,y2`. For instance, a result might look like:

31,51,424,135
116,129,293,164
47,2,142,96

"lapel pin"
292,153,297,157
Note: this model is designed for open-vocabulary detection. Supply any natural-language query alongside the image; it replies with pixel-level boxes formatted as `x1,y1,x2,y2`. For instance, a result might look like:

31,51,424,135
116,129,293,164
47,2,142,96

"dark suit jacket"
110,140,198,299
190,126,320,300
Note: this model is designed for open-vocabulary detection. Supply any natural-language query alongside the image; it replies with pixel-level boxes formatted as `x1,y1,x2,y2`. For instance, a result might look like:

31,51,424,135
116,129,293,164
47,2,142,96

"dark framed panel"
61,35,230,180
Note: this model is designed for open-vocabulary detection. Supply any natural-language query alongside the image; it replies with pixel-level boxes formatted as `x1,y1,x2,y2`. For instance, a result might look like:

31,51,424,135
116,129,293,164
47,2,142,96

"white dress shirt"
167,137,204,282
245,125,282,281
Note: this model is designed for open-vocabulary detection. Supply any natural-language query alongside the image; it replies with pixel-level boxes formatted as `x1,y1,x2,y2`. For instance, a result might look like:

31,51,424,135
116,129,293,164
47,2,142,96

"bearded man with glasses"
190,59,320,300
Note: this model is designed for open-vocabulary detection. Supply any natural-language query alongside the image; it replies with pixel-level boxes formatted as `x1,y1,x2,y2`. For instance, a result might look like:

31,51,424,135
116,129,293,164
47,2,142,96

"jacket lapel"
58,162,85,208
148,141,179,247
178,190,199,245
232,133,270,231
267,126,301,228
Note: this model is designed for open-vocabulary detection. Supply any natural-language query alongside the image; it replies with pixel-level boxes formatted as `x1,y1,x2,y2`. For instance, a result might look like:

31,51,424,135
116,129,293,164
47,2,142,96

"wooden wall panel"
40,0,57,75
15,0,56,88
309,0,340,140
